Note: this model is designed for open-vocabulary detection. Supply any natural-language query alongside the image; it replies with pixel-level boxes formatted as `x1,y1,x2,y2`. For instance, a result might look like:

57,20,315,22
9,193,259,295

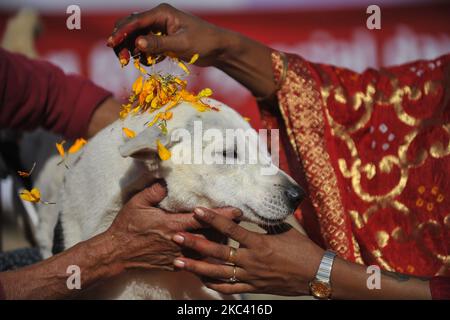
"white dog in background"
35,99,304,299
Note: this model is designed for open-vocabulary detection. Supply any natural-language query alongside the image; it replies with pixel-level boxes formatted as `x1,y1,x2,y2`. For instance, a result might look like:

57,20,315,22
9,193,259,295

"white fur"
36,99,301,299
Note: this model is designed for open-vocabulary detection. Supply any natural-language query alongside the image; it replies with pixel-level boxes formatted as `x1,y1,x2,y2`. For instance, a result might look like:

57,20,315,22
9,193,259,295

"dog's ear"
119,126,169,160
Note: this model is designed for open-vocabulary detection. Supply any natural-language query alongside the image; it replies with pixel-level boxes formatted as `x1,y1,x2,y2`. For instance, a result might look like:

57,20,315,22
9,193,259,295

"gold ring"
229,265,238,283
228,247,237,264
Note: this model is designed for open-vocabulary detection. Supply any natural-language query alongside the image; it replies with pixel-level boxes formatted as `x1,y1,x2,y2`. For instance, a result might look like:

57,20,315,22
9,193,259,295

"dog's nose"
285,186,304,208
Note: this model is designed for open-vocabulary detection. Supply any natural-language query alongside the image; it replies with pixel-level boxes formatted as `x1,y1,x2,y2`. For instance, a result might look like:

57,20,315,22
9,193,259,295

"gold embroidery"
376,230,390,248
274,53,356,260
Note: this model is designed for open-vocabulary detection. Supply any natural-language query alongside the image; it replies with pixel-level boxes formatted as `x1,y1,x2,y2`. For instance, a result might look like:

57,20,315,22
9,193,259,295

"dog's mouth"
243,204,287,225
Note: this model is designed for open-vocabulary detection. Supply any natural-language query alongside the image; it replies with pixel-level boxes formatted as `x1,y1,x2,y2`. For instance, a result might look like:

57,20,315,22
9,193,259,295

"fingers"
107,4,175,48
167,213,203,231
133,182,167,206
173,258,248,281
135,34,184,56
212,207,243,221
173,232,245,264
193,208,257,246
203,282,256,295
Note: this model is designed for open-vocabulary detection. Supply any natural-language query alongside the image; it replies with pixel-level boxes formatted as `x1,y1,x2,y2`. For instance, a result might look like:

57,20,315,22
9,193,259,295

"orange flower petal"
122,127,136,139
188,53,199,64
68,138,87,154
56,141,66,158
156,139,171,161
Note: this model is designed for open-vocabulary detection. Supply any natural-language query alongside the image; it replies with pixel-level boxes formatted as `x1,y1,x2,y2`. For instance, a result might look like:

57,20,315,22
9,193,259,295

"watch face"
309,280,332,299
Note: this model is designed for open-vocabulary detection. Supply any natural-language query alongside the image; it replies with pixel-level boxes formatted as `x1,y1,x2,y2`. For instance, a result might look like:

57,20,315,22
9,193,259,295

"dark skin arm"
172,207,431,299
86,96,121,138
107,3,275,101
0,184,239,299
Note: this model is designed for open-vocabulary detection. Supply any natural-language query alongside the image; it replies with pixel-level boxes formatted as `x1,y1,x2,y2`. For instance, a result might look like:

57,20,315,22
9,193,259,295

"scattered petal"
122,127,136,139
188,53,199,64
178,61,190,74
68,138,87,154
18,162,36,177
56,141,66,158
156,139,171,161
20,188,41,203
197,88,213,98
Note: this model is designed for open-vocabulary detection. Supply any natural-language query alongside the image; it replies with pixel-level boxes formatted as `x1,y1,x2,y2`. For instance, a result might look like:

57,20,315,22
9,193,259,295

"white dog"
35,99,304,299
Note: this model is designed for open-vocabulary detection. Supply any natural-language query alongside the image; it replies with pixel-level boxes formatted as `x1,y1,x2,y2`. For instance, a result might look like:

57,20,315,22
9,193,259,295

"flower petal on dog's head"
156,139,171,161
68,138,87,154
122,127,136,139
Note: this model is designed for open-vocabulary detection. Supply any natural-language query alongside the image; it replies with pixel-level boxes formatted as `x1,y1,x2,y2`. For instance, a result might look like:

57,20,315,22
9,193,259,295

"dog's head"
119,100,304,225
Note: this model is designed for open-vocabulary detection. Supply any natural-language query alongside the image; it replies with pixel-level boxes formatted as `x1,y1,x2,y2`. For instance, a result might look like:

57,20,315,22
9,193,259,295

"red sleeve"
0,48,112,139
430,277,450,300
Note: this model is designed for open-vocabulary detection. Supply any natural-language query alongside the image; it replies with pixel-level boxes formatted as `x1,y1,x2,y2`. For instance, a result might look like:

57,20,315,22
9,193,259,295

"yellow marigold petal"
20,188,41,203
243,117,251,122
68,138,87,154
197,88,213,98
178,61,190,74
188,53,199,64
133,59,146,74
156,139,171,161
132,76,144,95
147,113,162,127
56,141,66,158
147,55,155,65
162,111,173,120
120,58,129,67
122,127,136,139
18,162,36,178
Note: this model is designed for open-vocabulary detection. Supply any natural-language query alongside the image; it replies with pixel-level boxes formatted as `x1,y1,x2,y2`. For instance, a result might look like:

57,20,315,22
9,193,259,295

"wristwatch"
309,250,337,299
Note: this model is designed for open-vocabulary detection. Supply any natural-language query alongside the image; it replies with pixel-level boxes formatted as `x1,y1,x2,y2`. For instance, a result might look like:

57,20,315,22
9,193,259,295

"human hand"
171,207,324,296
106,183,241,272
107,3,235,67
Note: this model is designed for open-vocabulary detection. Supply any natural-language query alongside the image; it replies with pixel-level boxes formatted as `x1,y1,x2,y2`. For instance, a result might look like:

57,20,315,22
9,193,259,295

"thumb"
135,34,184,56
134,182,167,207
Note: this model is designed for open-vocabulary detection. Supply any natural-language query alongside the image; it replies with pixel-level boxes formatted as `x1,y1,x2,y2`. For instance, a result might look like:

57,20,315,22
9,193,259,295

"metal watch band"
315,250,337,283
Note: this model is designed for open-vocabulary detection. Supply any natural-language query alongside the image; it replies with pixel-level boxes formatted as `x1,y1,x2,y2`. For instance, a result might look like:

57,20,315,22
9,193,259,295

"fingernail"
173,234,185,244
137,38,147,48
174,259,185,268
194,208,205,217
232,208,243,217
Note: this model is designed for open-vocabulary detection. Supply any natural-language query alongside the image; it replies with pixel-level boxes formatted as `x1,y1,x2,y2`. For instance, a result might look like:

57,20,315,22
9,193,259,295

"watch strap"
315,250,336,283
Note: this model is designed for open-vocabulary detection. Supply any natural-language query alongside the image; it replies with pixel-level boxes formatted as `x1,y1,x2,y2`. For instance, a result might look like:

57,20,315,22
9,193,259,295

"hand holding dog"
171,207,325,296
107,183,241,272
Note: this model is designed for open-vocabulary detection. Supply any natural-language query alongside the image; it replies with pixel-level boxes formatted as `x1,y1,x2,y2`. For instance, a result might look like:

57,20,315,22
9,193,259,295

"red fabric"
0,48,112,138
430,277,450,300
266,51,450,276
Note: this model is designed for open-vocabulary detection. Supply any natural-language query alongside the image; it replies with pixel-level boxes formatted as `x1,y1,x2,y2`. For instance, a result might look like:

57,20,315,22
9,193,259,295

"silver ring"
229,265,238,283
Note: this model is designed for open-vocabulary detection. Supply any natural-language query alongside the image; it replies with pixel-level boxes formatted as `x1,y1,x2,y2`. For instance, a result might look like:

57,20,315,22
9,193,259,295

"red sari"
262,52,449,281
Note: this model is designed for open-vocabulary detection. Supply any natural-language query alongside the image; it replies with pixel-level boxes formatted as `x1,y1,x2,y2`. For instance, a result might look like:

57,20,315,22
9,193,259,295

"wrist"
214,29,243,68
80,231,125,282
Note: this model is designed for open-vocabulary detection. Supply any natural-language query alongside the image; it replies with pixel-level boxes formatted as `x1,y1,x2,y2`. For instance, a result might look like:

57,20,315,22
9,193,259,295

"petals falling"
122,127,136,139
156,139,171,161
18,162,36,177
68,138,87,154
19,188,41,203
56,141,66,158
188,53,199,64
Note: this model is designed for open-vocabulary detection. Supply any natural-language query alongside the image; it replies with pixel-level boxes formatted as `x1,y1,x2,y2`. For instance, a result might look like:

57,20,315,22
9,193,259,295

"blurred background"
0,0,449,295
